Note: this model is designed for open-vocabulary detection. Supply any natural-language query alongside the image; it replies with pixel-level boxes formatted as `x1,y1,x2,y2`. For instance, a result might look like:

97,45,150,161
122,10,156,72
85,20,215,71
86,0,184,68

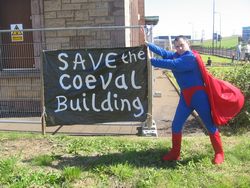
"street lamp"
212,0,222,51
201,29,205,45
188,22,194,41
212,0,215,54
215,11,221,48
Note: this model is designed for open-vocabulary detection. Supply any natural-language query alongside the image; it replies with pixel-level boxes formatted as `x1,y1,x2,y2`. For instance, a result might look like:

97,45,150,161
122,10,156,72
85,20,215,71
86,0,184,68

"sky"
145,0,250,40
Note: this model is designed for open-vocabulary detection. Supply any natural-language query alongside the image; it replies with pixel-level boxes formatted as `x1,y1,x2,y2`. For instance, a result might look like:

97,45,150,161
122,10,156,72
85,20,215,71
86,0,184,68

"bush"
209,64,250,134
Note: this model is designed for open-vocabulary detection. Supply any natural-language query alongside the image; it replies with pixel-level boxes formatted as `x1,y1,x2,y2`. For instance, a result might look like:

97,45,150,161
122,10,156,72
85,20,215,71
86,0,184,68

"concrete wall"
42,0,132,48
0,76,40,100
0,71,41,116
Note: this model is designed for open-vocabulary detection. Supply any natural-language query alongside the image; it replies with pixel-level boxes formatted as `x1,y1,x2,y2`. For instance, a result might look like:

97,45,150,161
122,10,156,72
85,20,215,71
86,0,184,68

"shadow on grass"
24,148,208,170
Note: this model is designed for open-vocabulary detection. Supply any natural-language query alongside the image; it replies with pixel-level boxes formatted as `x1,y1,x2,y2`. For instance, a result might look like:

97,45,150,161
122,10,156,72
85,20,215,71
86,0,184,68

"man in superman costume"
146,36,244,165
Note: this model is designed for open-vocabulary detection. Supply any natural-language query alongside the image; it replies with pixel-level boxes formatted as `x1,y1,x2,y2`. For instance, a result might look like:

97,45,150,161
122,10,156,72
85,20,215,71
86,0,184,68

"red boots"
162,131,224,165
209,130,224,164
162,133,182,161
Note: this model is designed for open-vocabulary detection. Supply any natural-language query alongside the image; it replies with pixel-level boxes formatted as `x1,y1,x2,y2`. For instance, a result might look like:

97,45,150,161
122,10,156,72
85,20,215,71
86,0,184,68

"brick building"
0,0,146,117
0,0,145,69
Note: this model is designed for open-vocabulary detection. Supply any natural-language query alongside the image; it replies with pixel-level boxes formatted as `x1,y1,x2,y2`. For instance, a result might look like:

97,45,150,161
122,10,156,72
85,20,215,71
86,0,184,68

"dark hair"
174,35,189,43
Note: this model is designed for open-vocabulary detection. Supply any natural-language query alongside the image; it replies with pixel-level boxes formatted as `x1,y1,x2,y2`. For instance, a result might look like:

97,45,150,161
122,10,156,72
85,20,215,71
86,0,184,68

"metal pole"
147,26,153,129
141,25,157,137
0,25,144,33
188,22,194,41
0,120,40,124
212,0,215,55
40,51,46,135
219,13,221,48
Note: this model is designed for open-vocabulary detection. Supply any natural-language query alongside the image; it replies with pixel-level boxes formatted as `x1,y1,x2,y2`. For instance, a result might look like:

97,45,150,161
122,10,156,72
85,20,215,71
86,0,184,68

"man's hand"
140,26,151,59
140,26,149,44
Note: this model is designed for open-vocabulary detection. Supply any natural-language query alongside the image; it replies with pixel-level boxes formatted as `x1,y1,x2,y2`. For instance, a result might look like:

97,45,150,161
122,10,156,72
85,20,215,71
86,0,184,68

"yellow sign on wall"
10,24,24,42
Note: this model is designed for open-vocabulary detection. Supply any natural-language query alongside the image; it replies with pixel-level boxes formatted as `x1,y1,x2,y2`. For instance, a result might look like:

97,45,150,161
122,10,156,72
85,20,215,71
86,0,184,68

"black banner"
42,46,148,126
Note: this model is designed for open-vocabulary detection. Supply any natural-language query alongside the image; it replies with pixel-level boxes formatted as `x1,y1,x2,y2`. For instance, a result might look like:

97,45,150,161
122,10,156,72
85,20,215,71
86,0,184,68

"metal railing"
192,46,235,58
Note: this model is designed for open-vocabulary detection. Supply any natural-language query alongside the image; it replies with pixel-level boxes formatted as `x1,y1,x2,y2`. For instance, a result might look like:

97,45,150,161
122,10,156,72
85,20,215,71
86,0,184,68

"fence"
0,26,152,127
192,46,236,59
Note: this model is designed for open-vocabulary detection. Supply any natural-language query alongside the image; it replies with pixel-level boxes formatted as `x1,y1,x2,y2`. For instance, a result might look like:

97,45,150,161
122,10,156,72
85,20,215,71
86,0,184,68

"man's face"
174,38,190,55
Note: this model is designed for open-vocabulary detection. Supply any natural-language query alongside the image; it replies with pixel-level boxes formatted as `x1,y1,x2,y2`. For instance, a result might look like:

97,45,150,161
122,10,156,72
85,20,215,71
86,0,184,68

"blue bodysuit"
148,43,217,134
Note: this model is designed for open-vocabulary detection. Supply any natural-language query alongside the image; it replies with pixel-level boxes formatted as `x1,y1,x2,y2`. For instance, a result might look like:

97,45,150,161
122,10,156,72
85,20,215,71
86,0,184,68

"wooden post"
41,115,46,135
40,51,46,135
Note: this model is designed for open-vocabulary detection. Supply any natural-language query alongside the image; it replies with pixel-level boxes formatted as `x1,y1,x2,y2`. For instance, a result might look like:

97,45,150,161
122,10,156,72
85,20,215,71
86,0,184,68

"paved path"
0,69,204,136
152,69,204,137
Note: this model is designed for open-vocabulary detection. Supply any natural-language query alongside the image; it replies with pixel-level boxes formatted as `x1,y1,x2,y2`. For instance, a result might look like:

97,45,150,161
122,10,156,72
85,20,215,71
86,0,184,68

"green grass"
200,54,232,64
165,57,247,96
0,156,18,183
193,35,239,49
0,132,250,187
164,54,234,92
62,166,82,182
32,154,55,166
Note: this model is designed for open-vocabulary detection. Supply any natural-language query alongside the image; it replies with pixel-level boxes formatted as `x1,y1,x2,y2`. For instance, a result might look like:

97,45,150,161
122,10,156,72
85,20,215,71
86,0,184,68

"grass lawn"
193,36,239,49
200,54,233,64
0,132,250,187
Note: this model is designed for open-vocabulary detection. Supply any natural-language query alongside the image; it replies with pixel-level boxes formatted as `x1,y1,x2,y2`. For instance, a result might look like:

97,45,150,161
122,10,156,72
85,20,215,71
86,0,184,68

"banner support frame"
40,50,46,135
141,25,158,137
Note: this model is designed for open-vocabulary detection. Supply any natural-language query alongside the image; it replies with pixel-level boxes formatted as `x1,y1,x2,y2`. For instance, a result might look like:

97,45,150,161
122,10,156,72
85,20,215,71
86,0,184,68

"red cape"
192,50,245,126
